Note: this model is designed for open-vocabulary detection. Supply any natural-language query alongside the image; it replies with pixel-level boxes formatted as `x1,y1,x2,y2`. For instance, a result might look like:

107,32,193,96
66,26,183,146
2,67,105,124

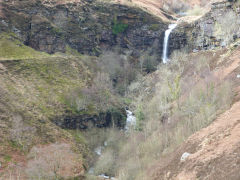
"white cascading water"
125,110,136,131
162,24,177,64
94,146,103,156
89,110,136,179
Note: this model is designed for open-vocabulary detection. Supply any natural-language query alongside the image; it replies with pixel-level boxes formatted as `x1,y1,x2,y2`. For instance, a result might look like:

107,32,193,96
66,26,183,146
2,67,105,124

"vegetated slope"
149,47,240,180
0,33,92,179
106,32,239,178
0,32,127,179
0,0,171,178
0,30,133,179
0,0,238,179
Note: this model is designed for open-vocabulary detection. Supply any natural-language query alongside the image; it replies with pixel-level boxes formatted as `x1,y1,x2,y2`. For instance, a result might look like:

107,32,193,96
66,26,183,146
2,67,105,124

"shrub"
135,105,145,130
139,52,159,74
64,72,114,114
112,18,128,35
142,55,158,73
168,0,189,13
98,51,138,95
25,143,82,179
84,128,125,177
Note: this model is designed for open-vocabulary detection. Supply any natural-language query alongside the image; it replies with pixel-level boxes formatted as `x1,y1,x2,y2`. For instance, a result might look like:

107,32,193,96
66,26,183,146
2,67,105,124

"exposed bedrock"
1,0,239,60
0,0,171,56
54,109,127,129
184,0,240,51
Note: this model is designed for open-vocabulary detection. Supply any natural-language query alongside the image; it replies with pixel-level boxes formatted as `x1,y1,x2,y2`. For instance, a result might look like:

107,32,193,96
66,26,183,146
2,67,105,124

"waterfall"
162,24,177,64
125,110,136,131
88,110,136,179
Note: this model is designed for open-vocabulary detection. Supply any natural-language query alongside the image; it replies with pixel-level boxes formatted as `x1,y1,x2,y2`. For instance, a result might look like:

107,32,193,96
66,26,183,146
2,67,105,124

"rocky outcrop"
0,0,171,56
168,26,188,55
55,109,127,129
2,1,239,62
185,0,240,50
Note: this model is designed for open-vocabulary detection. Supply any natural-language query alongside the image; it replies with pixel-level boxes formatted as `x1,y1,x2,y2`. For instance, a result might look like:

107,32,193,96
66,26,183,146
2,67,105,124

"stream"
88,109,137,179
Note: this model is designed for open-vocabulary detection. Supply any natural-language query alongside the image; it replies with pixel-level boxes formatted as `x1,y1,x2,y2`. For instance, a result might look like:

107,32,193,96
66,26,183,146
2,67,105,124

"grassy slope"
0,32,97,178
0,33,50,60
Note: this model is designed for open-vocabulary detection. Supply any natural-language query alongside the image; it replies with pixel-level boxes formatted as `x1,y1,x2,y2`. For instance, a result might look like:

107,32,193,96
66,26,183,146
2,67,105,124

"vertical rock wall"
186,0,240,51
0,0,170,57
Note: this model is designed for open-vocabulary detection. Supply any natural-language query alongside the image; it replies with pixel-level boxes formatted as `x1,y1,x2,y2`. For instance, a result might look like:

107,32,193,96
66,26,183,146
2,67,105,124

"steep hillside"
152,100,240,180
150,47,240,180
106,40,239,179
0,32,126,179
0,0,239,179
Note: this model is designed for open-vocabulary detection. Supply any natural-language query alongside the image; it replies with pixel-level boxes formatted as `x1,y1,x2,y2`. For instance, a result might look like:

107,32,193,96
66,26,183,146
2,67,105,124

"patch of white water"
89,110,136,179
162,24,177,64
99,174,110,179
98,174,117,179
94,146,103,156
125,110,137,131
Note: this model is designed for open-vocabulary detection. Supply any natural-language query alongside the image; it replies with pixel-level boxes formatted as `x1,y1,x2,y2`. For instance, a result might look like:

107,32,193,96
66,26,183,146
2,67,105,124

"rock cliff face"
168,26,188,55
1,1,239,62
0,0,172,56
56,110,126,129
186,0,240,50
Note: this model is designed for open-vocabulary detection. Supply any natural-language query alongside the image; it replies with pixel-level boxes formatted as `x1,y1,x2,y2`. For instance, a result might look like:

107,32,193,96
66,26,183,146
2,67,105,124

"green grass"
123,97,132,105
0,33,49,60
69,130,87,145
112,19,128,35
